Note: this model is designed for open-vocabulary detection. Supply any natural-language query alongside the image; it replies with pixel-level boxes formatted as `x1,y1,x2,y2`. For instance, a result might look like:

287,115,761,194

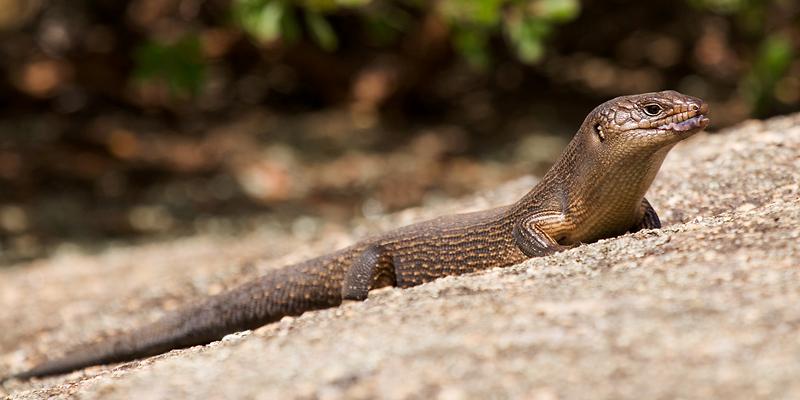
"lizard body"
2,90,709,381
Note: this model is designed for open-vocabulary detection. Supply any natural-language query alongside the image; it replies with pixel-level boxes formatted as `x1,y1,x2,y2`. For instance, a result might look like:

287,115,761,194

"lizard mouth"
658,114,710,132
657,102,710,133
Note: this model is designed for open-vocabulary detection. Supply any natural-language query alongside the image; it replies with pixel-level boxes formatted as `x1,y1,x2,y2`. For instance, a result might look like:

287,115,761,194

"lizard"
1,90,709,382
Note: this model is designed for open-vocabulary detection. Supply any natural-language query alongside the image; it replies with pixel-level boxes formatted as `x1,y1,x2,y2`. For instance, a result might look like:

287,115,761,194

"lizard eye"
643,104,663,116
594,123,605,141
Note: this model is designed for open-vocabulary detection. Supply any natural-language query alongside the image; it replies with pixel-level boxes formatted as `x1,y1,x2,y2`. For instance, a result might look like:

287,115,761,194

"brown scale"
3,90,709,382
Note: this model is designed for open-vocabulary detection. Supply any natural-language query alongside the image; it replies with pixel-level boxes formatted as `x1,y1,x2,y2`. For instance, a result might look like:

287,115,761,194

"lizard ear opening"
594,123,605,141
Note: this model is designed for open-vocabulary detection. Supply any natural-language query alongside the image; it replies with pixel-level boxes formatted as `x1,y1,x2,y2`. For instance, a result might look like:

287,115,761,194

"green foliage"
231,0,581,66
431,0,581,67
452,27,492,67
689,0,766,33
363,12,406,47
233,0,369,50
133,36,206,97
744,35,793,115
234,0,290,43
688,0,749,14
505,15,549,64
691,0,794,115
131,0,794,115
534,0,581,22
441,0,580,66
303,0,373,10
304,11,338,51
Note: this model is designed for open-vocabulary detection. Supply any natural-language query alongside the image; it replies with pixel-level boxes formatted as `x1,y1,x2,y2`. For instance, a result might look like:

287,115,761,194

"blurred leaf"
235,0,286,43
280,6,302,43
134,36,206,97
438,0,502,68
442,0,579,66
439,0,504,26
514,36,544,63
365,17,401,47
757,36,792,75
232,0,580,67
689,0,765,33
688,0,748,14
453,28,490,68
533,0,580,22
334,0,372,6
364,3,413,46
305,11,338,51
505,12,551,64
743,34,793,116
303,0,336,12
300,0,372,12
474,0,504,25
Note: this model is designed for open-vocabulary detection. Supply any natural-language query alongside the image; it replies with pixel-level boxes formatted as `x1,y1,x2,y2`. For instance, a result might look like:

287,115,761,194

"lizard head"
586,90,709,151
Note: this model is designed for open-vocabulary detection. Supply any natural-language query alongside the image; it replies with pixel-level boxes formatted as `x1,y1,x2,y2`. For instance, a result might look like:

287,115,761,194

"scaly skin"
2,90,709,382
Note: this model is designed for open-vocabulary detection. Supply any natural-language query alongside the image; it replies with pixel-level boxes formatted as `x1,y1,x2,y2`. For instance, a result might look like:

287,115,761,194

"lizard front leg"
341,245,396,301
630,197,661,232
513,212,572,257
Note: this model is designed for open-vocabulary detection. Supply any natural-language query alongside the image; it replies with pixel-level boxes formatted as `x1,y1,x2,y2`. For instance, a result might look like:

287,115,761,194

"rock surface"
1,114,799,399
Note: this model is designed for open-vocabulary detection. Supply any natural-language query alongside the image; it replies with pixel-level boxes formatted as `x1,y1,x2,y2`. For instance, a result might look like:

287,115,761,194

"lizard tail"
5,257,346,381
6,295,246,381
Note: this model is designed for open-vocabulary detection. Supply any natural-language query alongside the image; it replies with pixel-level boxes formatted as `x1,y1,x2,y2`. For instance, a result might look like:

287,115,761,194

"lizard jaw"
658,100,710,133
658,114,710,132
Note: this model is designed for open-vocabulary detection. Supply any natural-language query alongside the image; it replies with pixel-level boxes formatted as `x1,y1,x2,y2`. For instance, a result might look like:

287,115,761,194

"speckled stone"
1,113,799,399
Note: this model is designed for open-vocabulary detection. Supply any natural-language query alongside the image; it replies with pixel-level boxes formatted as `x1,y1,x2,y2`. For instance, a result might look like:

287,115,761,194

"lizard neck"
513,126,674,243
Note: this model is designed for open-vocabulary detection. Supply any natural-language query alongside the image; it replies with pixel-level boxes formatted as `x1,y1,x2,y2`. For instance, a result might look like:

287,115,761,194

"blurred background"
0,0,797,265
